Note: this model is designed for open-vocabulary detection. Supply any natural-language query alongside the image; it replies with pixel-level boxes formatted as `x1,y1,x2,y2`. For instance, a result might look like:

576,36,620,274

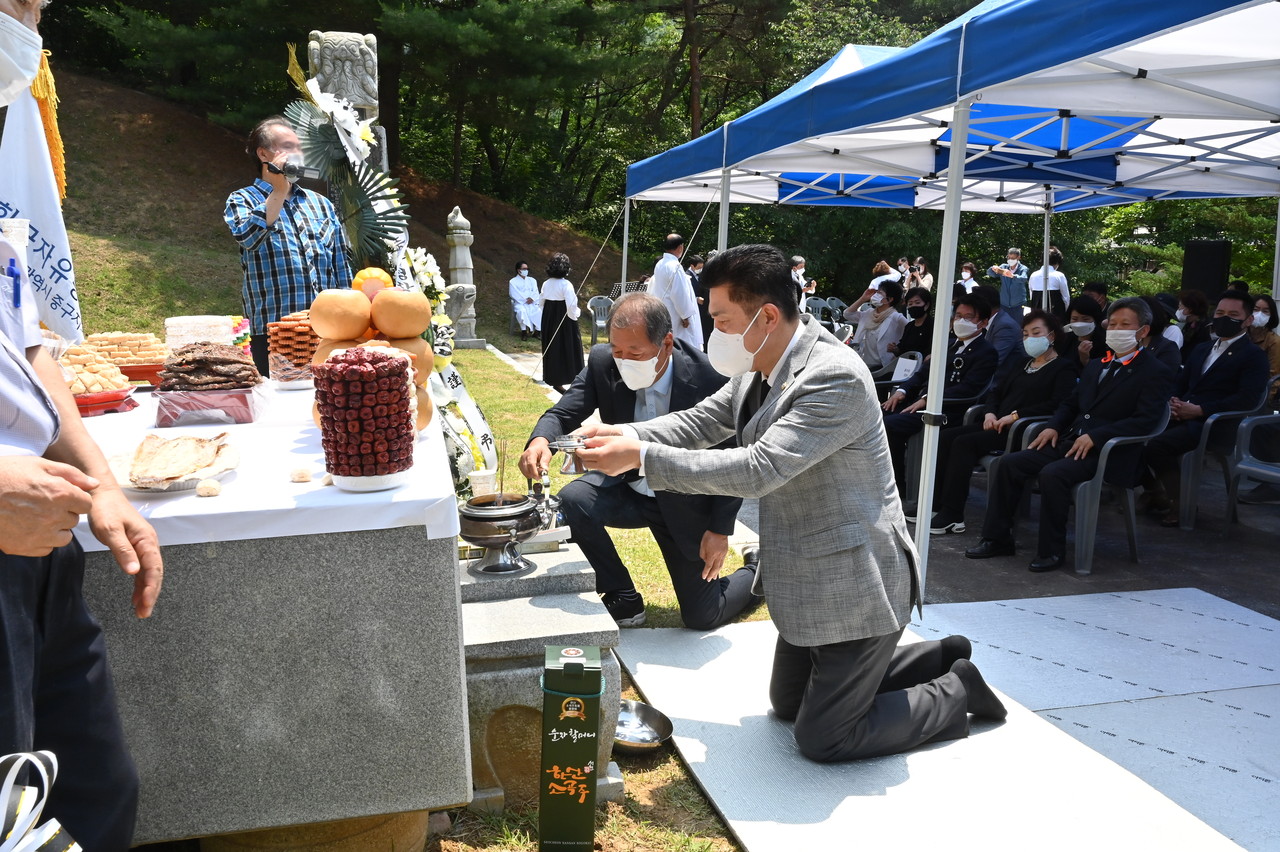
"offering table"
72,387,471,845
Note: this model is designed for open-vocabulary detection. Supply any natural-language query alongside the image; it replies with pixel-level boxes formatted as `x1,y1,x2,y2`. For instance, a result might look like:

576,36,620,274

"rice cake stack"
158,343,263,391
83,331,168,366
267,310,320,382
60,344,131,395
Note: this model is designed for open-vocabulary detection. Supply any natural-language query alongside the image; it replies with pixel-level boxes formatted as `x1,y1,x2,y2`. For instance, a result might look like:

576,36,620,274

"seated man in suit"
574,244,1002,763
966,297,1176,572
882,293,999,497
519,293,756,630
1142,290,1270,526
973,284,1023,368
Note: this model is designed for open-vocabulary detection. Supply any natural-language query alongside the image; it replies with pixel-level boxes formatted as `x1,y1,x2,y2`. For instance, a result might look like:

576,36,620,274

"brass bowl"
613,699,673,755
458,492,544,548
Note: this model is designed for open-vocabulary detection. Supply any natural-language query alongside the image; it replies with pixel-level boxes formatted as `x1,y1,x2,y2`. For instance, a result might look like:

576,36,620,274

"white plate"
122,467,236,494
331,470,411,492
273,377,314,392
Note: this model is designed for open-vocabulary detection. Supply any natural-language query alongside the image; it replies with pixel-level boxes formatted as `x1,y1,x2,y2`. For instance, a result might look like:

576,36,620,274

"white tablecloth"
73,384,460,552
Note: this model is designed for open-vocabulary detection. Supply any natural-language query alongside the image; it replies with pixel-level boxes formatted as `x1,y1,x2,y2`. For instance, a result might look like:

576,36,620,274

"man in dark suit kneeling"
966,297,1176,571
519,293,756,630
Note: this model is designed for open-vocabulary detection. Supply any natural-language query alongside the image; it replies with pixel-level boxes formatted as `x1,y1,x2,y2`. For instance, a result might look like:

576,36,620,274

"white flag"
0,87,82,341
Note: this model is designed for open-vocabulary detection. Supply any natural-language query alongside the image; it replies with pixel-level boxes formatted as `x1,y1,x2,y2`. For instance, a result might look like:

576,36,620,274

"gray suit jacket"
632,315,921,647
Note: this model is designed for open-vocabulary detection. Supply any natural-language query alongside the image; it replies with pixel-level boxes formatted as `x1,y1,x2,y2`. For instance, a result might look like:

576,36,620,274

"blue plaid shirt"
224,179,353,333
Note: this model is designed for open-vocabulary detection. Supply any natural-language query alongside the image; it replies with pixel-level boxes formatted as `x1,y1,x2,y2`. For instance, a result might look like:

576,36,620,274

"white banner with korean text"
0,87,82,341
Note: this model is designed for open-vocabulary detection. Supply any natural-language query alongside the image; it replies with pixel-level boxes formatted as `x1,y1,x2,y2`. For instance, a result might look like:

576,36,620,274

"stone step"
463,592,619,661
460,542,597,604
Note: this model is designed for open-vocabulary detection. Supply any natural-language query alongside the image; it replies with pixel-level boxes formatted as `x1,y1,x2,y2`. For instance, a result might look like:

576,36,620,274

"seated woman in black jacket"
920,310,1079,534
888,286,934,359
1062,296,1107,367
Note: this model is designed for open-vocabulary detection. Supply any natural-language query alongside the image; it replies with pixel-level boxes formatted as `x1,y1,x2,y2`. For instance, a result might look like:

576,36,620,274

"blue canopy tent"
621,0,1280,585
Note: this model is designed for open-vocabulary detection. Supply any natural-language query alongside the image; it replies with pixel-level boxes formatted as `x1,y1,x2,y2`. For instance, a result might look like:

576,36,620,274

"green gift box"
538,645,603,851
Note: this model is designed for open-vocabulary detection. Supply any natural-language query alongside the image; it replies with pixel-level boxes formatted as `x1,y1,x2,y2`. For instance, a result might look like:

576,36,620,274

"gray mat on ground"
617,620,1240,852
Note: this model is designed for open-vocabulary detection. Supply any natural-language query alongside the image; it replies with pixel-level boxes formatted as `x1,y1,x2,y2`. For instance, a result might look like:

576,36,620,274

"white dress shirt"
1,235,60,456
650,252,702,349
627,356,676,497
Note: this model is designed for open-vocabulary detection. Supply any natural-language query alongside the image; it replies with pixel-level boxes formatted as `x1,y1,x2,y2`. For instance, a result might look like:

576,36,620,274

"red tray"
75,387,137,417
120,364,164,385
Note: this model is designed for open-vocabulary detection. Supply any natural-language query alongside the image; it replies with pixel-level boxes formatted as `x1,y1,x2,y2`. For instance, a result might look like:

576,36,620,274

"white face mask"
614,353,662,390
960,271,971,281
1175,308,1187,321
1023,336,1052,358
952,317,979,340
0,14,42,108
707,307,769,377
1105,328,1140,354
870,293,886,308
518,269,528,277
1065,321,1095,337
1253,311,1269,327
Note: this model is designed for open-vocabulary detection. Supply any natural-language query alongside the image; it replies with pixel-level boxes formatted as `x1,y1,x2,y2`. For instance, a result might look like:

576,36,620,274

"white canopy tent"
622,0,1280,586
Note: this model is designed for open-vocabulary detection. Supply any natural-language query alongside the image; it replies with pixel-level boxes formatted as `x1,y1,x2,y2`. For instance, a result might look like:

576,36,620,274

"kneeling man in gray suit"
577,245,1005,761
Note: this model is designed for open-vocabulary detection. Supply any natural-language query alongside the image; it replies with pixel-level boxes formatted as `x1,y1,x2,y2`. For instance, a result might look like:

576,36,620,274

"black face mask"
907,305,928,319
1212,315,1245,338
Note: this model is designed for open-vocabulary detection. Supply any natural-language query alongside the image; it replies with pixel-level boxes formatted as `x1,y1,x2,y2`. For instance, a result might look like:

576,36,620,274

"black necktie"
747,374,770,418
1098,360,1121,388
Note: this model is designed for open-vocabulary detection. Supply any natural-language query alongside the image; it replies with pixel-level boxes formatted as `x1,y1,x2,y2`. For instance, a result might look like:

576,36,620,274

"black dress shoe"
902,500,919,522
1028,554,1064,572
965,538,1015,559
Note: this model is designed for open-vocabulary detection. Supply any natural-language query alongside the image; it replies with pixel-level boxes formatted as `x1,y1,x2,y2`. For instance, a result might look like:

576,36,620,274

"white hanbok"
649,252,703,349
509,273,542,332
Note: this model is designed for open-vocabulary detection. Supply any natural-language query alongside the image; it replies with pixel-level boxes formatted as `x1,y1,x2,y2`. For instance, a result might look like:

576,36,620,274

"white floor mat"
910,589,1279,709
617,620,1241,852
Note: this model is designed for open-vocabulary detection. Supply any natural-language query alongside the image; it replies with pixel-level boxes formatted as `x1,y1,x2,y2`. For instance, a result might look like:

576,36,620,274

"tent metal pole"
1272,197,1279,302
912,97,973,595
1042,189,1052,311
717,168,731,251
621,199,631,286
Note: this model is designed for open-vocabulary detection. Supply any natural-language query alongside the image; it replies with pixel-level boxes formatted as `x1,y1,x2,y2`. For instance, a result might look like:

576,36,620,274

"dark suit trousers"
935,424,1004,519
558,477,755,630
0,541,139,852
981,444,1100,558
882,411,926,492
768,630,969,762
1144,422,1206,495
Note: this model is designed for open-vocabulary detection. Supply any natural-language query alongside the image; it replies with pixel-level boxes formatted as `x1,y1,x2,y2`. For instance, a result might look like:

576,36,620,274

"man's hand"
681,318,690,329
1029,427,1059,451
576,436,642,476
882,390,906,412
1170,398,1204,422
699,531,728,581
88,489,163,619
518,437,552,480
0,456,97,556
886,342,899,355
572,424,625,440
902,398,927,415
1065,433,1095,460
525,297,534,304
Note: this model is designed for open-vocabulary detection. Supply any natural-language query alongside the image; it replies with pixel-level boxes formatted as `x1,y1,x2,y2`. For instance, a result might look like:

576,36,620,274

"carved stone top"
447,206,472,233
308,31,379,117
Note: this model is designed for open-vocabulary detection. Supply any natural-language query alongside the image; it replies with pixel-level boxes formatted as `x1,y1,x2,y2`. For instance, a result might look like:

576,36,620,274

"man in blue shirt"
987,247,1030,313
225,117,352,375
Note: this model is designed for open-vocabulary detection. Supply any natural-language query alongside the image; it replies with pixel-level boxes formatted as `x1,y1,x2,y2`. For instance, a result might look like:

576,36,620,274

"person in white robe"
508,260,541,338
648,233,702,349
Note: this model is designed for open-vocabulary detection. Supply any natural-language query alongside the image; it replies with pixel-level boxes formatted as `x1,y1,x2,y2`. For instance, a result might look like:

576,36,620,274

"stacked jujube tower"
313,347,416,478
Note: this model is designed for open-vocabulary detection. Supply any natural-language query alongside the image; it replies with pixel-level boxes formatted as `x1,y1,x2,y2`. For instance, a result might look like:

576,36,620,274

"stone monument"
446,206,484,349
308,30,388,173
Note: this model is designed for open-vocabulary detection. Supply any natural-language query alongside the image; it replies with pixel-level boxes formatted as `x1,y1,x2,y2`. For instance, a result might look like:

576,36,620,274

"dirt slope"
54,70,622,330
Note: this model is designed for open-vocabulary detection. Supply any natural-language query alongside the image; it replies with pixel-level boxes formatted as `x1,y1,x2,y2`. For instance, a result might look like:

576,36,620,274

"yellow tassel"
30,51,66,202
